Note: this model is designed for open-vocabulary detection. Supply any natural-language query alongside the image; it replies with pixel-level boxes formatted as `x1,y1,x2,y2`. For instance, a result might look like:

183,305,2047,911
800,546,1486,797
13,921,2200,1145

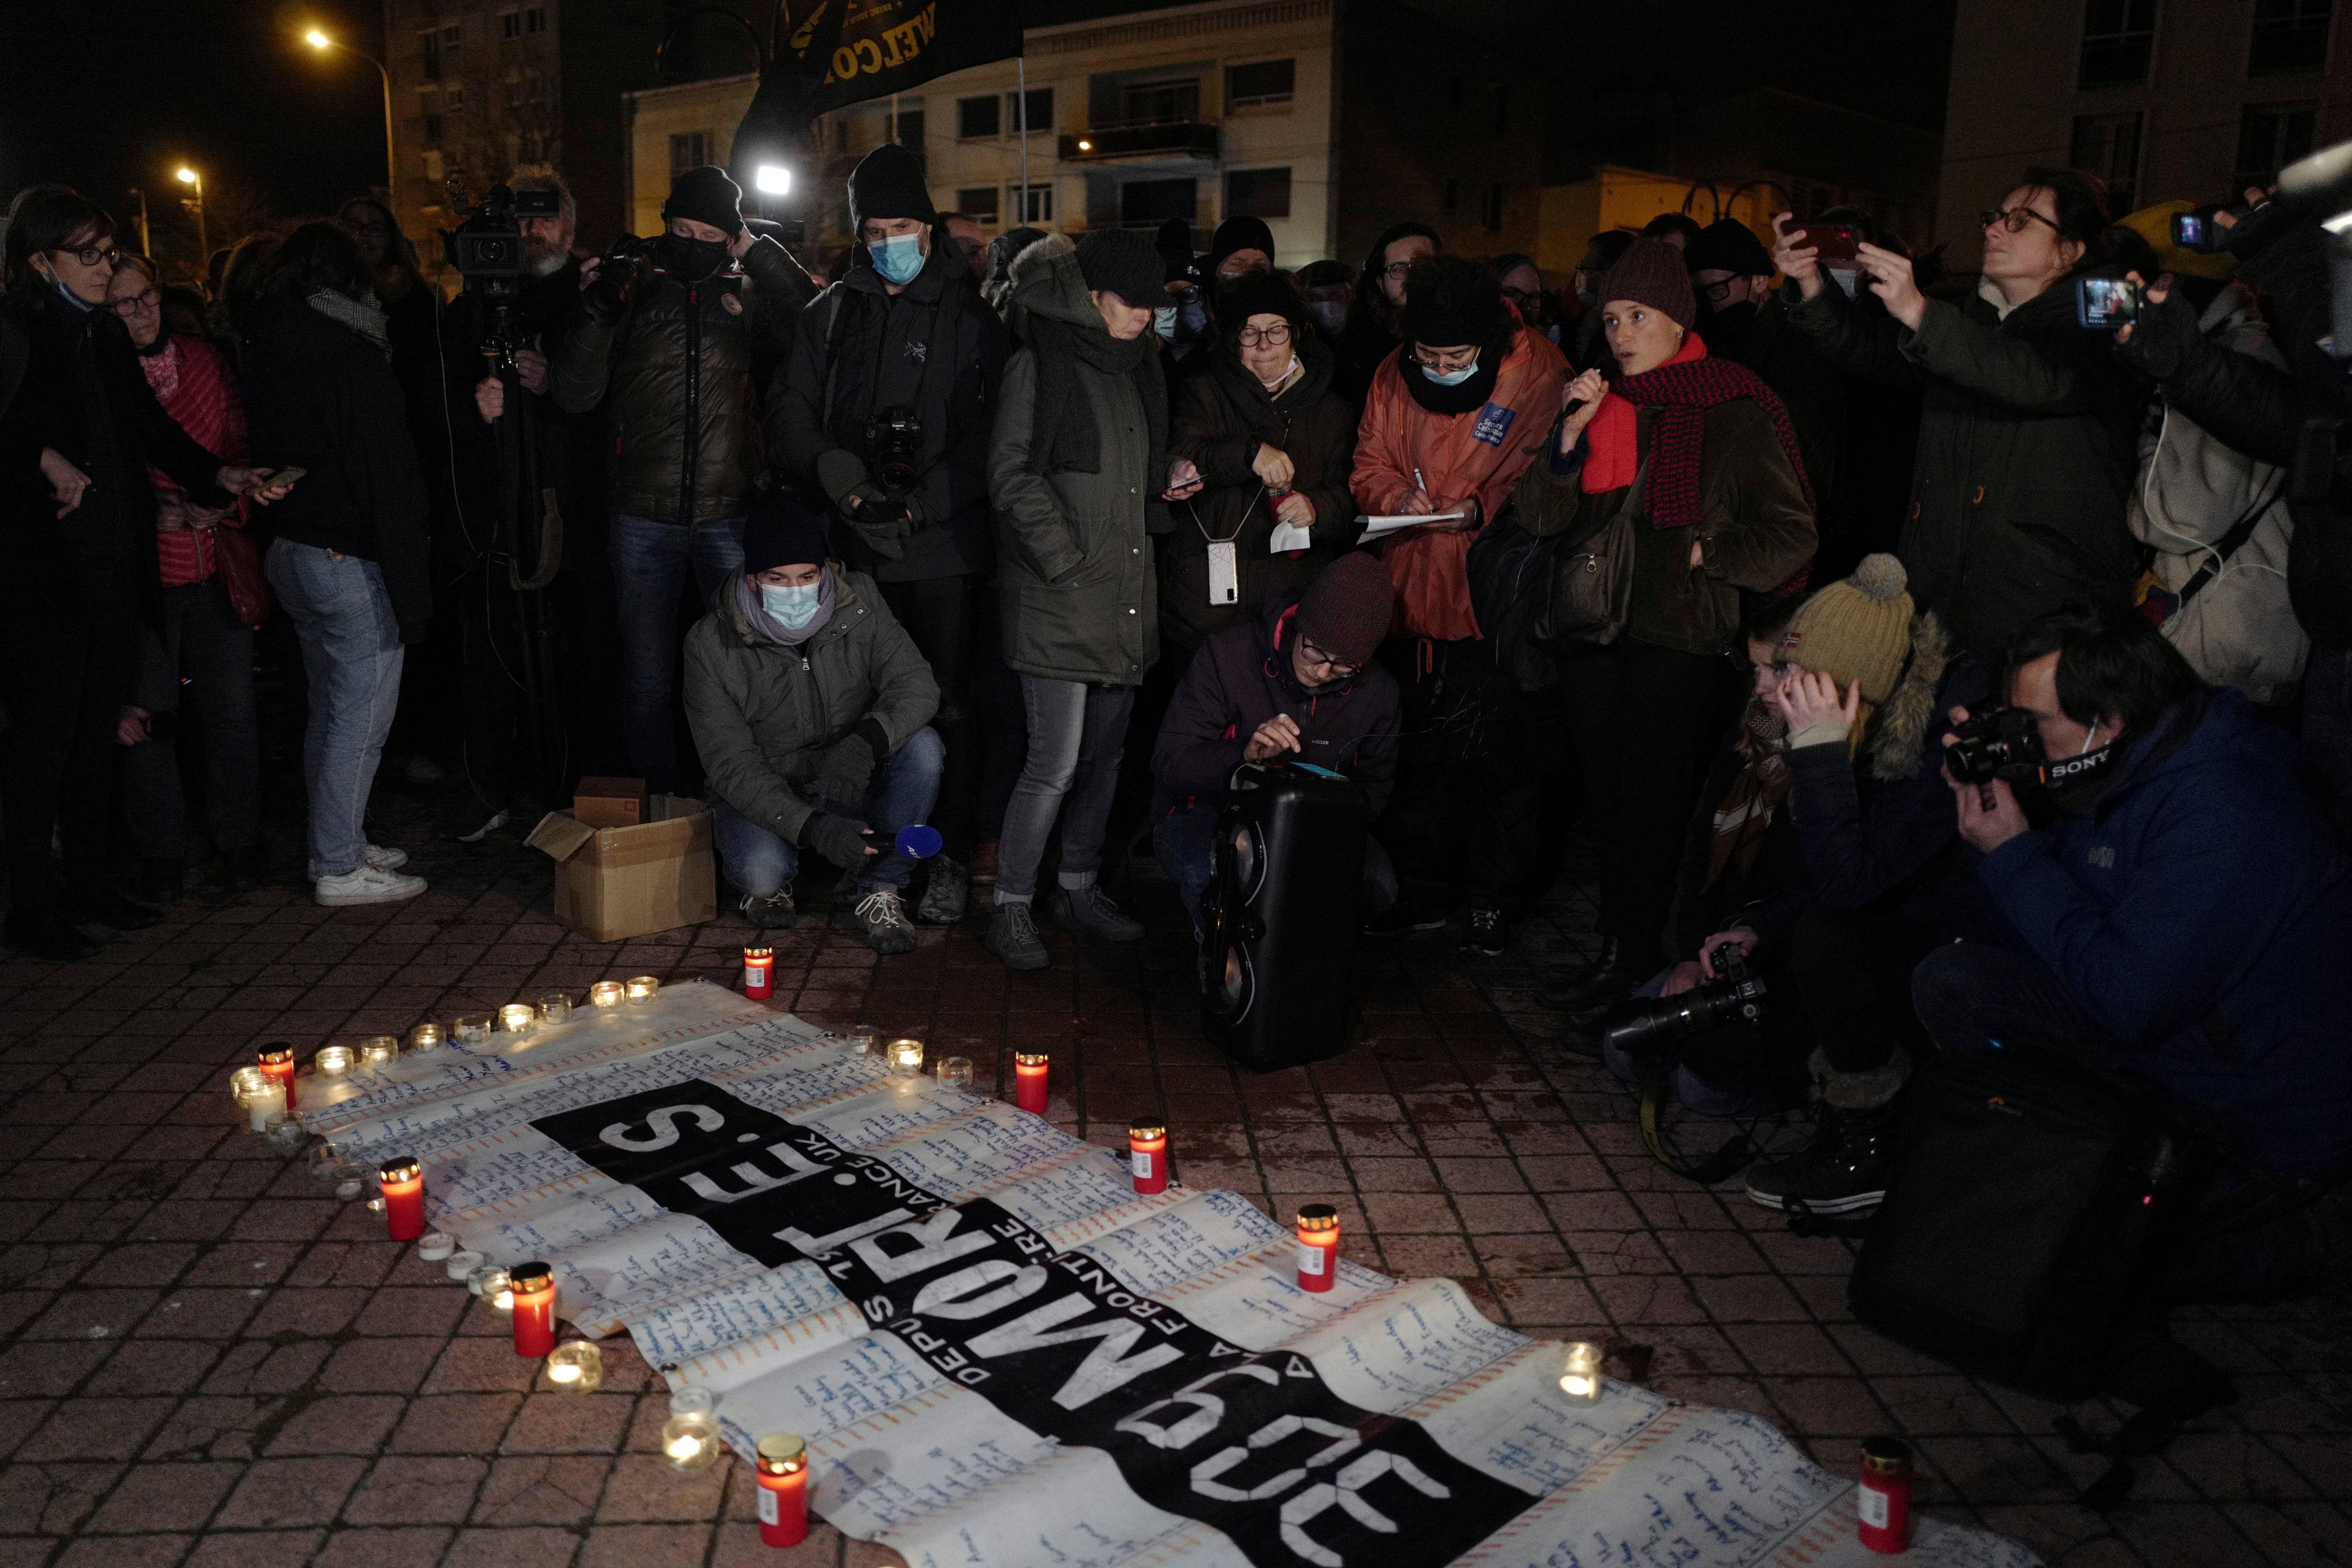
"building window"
1482,183,1504,233
420,27,442,80
1492,84,1509,137
2069,111,2143,213
2080,0,2157,87
956,187,999,225
1120,178,1197,225
1441,176,1459,212
501,9,521,39
1226,59,1294,108
1225,167,1291,220
670,131,711,177
524,5,546,33
2237,100,2319,187
1009,87,1053,131
421,92,443,143
2251,0,2332,74
1120,78,1199,125
958,94,1000,139
444,84,465,113
1012,182,1053,223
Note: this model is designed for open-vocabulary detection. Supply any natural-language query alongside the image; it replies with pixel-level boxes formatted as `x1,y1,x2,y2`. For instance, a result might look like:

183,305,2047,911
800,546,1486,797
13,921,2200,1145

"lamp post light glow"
174,166,207,260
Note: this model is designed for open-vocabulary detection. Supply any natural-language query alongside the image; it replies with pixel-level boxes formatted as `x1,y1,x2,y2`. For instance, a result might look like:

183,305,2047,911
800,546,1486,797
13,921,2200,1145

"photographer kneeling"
1911,604,2352,1297
1151,554,1401,931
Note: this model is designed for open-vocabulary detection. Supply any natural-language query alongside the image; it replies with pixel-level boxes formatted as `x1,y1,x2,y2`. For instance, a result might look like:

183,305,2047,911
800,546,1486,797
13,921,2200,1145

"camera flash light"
756,164,792,195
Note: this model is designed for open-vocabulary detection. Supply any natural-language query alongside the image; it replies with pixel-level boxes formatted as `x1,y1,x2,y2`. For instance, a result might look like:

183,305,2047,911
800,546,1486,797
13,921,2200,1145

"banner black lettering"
532,1083,1535,1566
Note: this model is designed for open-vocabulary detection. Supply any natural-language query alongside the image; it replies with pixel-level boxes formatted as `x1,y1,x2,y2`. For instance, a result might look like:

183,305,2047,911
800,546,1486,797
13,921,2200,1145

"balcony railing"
1058,120,1220,162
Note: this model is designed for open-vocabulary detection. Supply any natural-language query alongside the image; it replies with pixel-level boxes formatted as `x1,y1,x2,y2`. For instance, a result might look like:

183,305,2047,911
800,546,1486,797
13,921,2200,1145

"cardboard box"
526,795,715,942
573,775,652,829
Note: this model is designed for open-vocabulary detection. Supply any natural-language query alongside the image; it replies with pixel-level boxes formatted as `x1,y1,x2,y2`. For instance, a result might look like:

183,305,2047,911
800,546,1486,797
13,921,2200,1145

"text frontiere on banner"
307,981,2039,1568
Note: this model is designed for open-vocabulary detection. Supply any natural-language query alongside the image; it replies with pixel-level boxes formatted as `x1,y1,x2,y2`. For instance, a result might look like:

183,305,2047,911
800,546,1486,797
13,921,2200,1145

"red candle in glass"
258,1044,296,1112
743,945,774,1000
1857,1436,1913,1553
377,1156,425,1241
1296,1205,1339,1293
1128,1118,1168,1195
756,1432,809,1547
1014,1052,1048,1114
509,1261,557,1357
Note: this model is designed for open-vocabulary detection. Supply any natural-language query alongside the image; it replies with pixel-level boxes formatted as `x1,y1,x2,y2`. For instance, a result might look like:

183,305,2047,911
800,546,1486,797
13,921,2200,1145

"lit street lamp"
176,166,208,260
304,27,397,189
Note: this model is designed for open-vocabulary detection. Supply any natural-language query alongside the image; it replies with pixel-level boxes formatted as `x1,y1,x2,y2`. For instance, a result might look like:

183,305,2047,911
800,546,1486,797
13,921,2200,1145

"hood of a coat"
713,563,862,645
1864,609,1955,782
1250,588,1375,705
1006,232,1097,329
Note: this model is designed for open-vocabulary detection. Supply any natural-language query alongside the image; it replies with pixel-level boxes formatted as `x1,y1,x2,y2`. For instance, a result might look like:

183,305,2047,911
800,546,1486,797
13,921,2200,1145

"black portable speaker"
1198,760,1368,1071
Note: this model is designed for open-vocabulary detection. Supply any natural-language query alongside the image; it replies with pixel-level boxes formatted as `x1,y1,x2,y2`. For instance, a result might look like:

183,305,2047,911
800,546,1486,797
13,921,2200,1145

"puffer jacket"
2129,284,2306,705
1785,274,2145,662
681,566,939,844
987,233,1162,686
552,238,811,524
1163,334,1360,650
1512,396,1818,656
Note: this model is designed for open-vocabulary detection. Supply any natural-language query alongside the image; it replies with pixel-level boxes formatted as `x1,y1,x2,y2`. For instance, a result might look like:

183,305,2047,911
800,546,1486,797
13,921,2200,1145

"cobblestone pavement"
0,805,2343,1568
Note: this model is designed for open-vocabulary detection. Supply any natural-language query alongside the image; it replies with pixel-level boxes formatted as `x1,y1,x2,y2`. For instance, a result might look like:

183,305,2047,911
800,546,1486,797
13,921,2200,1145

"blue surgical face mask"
760,580,822,629
1153,305,1178,338
1179,296,1210,337
869,232,926,286
1421,356,1479,387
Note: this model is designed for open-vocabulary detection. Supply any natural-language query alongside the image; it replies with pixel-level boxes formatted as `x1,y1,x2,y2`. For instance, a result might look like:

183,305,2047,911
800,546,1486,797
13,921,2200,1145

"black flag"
735,0,1024,171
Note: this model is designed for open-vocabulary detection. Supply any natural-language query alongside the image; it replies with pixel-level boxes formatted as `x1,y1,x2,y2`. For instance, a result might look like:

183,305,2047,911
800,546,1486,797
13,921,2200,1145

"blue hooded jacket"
1977,691,2352,1178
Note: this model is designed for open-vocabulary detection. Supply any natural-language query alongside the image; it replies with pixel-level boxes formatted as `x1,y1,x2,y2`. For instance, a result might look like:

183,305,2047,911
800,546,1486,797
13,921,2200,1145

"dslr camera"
1600,938,1768,1062
865,405,924,493
1944,707,2049,784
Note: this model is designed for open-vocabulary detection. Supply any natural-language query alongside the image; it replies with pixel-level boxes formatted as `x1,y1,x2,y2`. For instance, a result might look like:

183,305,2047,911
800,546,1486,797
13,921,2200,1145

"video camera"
442,182,563,292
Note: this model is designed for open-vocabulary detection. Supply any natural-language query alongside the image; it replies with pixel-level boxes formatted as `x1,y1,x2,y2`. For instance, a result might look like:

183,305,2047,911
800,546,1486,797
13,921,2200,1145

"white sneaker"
364,844,410,871
315,866,428,906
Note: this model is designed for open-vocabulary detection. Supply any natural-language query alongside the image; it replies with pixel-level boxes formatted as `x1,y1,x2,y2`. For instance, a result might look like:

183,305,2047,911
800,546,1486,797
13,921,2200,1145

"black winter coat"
1786,276,2147,662
239,294,434,641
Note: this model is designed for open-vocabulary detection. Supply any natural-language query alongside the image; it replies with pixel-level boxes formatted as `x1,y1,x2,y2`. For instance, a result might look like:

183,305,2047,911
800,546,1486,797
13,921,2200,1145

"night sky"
1,0,1958,272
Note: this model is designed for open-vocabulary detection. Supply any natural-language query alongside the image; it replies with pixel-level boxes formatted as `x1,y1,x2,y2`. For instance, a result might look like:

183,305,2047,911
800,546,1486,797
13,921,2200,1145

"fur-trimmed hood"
1864,608,1952,782
1006,231,1090,325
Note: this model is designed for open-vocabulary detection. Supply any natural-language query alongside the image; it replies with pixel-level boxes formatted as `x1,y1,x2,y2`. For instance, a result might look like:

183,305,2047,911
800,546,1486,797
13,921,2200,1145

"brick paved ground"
0,801,2344,1568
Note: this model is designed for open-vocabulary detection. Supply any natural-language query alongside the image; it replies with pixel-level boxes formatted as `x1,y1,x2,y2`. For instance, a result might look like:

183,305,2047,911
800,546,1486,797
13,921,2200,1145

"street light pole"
175,167,208,261
127,188,151,255
305,29,397,191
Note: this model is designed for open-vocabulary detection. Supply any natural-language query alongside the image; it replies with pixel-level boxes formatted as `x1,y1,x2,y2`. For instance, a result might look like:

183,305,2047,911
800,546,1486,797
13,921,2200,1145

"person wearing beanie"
1347,251,1564,953
1163,268,1359,652
1204,215,1275,281
1520,234,1817,1009
682,492,943,955
768,142,1008,926
551,164,815,795
982,229,1175,969
1151,551,1403,930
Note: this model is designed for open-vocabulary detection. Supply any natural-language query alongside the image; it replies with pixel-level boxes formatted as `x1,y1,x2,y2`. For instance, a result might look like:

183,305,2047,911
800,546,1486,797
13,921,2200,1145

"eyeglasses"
1698,278,1743,304
51,243,119,269
1298,637,1361,679
1379,260,1417,280
1501,286,1543,310
1979,205,2060,236
1234,323,1292,348
108,287,160,318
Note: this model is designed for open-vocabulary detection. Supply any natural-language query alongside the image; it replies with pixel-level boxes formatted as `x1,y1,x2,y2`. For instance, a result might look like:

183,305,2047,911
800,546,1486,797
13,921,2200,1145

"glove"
812,733,876,808
799,811,874,872
845,485,914,559
2111,280,2203,384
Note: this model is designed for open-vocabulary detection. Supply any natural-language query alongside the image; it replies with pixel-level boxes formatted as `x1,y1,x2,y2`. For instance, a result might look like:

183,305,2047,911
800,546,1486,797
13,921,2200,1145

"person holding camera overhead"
1773,168,2144,664
1523,238,1817,1011
552,164,814,796
768,143,1009,927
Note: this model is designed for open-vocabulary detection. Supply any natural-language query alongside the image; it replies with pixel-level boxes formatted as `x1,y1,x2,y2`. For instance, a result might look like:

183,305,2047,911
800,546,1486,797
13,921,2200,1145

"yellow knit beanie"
1784,554,1914,708
2120,200,2238,282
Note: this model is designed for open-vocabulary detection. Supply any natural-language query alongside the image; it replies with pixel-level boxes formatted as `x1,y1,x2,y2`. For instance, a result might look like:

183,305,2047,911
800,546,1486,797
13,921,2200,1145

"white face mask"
1153,305,1179,338
1827,267,1861,299
1422,356,1479,387
760,580,821,629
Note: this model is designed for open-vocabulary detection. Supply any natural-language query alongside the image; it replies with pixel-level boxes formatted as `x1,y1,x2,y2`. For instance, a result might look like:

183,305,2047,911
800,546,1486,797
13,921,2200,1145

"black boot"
1744,1098,1905,1214
64,884,165,931
1537,937,1633,1011
5,909,101,963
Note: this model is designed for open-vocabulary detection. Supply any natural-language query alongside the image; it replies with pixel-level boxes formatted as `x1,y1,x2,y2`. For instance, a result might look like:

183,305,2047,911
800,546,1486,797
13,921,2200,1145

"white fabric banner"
308,982,2038,1568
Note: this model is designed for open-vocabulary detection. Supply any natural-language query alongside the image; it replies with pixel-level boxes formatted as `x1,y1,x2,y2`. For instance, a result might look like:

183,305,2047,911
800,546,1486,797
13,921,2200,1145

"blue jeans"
1152,803,1398,932
996,677,1133,906
611,512,746,792
715,726,945,896
265,539,405,880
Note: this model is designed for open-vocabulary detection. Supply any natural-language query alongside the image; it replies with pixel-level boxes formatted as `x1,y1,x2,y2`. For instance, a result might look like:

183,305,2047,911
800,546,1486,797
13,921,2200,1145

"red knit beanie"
1595,237,1697,328
1296,553,1395,667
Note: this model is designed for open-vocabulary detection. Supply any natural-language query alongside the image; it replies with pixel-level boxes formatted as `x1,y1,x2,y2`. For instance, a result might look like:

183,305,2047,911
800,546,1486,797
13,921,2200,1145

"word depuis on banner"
300,981,2040,1568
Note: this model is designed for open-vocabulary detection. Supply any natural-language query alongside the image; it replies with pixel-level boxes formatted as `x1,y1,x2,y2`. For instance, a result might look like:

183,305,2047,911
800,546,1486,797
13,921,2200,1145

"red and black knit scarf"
1611,348,1815,530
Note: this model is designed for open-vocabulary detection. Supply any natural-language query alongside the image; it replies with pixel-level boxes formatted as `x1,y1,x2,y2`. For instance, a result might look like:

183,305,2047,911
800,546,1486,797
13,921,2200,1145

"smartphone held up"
2076,275,2140,331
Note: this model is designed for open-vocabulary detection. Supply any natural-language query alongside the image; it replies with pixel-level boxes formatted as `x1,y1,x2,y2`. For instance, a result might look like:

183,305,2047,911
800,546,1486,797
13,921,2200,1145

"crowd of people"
4,149,2350,1286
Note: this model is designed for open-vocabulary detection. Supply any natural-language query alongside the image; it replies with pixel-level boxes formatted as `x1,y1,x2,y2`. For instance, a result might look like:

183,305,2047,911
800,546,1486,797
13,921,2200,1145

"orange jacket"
1350,330,1568,640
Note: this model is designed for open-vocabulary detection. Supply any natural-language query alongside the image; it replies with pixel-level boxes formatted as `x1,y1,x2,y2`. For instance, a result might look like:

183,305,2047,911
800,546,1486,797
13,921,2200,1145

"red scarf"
1579,332,1816,530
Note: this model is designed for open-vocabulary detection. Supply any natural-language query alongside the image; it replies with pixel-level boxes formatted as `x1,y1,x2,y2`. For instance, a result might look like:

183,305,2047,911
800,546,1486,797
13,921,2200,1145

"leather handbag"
212,523,274,628
1535,471,1642,646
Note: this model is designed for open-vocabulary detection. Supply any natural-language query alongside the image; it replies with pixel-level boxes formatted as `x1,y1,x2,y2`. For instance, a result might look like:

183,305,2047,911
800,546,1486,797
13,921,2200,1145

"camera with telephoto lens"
1944,706,2049,785
865,405,923,493
1600,939,1768,1063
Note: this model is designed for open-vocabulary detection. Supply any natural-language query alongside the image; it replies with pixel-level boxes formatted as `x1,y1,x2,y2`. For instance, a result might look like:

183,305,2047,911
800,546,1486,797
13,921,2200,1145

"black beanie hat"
662,165,744,237
743,494,830,575
1400,256,1500,348
1595,237,1697,328
1075,229,1166,309
1297,553,1395,668
1685,218,1775,278
1206,214,1276,276
847,142,937,236
1217,269,1306,332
